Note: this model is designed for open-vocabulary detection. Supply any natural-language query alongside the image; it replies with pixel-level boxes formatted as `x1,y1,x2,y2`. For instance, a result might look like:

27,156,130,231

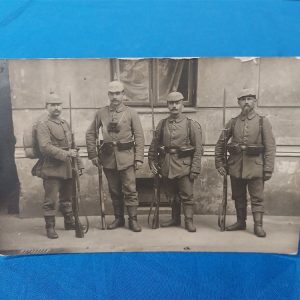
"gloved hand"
217,167,227,176
263,171,272,181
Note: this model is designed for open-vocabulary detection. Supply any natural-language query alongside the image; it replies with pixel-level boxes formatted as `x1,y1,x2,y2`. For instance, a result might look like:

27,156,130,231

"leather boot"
161,201,181,227
183,205,196,232
127,206,142,232
64,213,76,230
108,203,125,230
45,216,58,239
253,212,266,238
226,206,247,231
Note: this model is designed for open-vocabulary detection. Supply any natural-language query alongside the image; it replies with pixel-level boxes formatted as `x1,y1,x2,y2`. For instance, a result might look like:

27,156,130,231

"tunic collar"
48,116,64,124
109,103,126,113
168,114,186,123
239,110,257,121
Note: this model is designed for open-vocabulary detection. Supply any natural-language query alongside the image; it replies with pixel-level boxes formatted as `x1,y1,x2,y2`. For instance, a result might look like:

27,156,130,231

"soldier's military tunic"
148,114,202,205
215,110,276,212
86,103,144,206
32,116,77,217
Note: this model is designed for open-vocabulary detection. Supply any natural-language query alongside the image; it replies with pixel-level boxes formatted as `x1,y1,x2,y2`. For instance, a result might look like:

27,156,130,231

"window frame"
110,58,197,107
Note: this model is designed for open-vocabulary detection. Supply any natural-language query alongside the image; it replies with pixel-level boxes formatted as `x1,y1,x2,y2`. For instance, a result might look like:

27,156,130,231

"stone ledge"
15,146,300,158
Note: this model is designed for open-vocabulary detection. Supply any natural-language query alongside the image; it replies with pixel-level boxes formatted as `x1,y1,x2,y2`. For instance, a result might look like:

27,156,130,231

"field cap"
45,93,62,104
166,91,184,102
237,88,256,100
108,81,125,92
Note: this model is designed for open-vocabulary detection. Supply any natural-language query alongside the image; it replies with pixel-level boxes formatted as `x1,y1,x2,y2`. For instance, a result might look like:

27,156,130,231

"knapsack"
23,113,48,159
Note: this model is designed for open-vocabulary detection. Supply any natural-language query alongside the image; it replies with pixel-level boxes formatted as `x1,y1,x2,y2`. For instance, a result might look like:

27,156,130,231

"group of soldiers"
31,80,276,239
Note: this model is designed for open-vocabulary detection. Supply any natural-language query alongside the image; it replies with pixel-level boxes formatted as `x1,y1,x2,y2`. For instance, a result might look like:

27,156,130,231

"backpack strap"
229,117,238,141
157,118,167,146
258,115,264,144
231,117,238,134
187,118,192,145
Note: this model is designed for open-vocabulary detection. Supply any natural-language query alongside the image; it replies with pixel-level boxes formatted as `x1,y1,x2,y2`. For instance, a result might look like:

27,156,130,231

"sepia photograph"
0,57,299,255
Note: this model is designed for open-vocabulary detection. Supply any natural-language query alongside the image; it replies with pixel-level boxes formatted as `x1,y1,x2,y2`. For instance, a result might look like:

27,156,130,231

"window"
111,58,197,106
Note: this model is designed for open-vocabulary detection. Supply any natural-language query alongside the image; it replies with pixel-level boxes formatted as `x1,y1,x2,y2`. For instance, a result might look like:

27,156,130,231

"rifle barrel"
148,87,160,229
69,92,84,238
218,88,228,231
95,116,106,230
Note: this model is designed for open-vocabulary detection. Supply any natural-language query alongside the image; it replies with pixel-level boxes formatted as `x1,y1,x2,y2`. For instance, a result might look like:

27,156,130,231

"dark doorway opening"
0,61,20,214
136,177,168,207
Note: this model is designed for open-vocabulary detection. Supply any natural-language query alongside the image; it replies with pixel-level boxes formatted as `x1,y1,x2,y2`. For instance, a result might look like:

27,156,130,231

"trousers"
103,165,138,207
42,178,73,217
230,176,264,213
162,175,194,205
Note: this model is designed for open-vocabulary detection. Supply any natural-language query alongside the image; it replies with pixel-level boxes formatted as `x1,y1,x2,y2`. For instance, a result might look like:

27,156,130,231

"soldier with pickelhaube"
148,91,203,232
215,88,276,237
32,93,83,239
86,81,145,232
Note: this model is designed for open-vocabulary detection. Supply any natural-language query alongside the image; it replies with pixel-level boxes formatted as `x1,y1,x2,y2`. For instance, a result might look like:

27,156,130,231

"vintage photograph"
0,57,299,255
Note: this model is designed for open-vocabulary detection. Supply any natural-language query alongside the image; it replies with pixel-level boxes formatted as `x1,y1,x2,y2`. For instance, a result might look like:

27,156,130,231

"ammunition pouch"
178,146,195,158
227,143,241,155
117,141,134,151
227,142,264,156
102,141,134,152
245,144,264,156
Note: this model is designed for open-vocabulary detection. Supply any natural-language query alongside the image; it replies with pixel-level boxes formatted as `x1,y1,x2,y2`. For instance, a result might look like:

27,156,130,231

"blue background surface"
0,1,300,299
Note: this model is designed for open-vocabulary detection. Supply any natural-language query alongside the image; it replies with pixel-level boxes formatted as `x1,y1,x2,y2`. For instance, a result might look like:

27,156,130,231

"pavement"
0,214,299,256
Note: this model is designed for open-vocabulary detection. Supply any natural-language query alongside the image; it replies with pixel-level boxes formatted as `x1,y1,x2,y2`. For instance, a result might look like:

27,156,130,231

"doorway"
0,60,19,214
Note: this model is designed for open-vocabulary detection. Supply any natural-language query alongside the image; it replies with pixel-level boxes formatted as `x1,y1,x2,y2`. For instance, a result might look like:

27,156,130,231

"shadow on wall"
0,61,19,214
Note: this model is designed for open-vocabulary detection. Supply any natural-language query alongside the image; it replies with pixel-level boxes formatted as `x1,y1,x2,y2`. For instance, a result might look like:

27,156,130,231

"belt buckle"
112,141,117,146
240,144,247,151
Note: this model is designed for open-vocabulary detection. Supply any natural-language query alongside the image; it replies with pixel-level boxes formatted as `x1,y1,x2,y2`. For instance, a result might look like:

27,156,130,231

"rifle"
147,88,161,229
69,93,88,238
218,88,228,232
95,116,107,230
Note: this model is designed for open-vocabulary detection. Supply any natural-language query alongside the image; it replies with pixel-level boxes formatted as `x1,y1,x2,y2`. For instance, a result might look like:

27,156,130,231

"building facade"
1,58,299,217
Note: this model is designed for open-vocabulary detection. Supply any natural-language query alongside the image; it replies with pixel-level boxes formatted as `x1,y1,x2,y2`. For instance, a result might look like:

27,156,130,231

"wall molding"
15,145,300,159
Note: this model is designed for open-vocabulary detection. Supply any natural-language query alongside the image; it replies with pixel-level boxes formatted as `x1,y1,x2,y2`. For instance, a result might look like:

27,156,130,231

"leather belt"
104,141,118,147
164,147,179,154
103,141,134,150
